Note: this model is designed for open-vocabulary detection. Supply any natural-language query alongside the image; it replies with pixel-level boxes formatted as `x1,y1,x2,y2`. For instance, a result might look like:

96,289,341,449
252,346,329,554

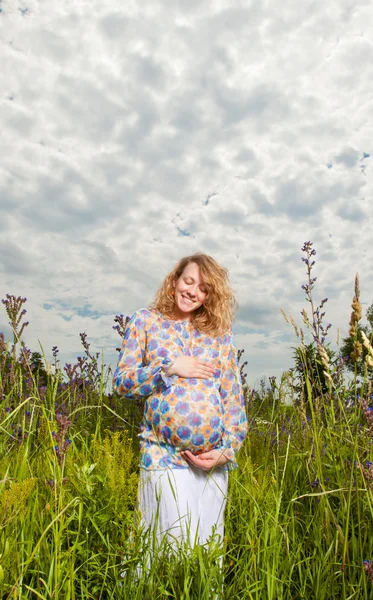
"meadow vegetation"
1,242,373,599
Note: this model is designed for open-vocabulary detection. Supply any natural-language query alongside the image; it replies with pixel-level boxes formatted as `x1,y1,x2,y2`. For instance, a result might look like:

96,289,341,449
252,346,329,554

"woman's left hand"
181,449,229,471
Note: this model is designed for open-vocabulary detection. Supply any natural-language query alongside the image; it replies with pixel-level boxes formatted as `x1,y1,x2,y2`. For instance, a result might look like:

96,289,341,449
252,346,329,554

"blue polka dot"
174,386,186,398
150,398,159,410
177,426,191,440
176,401,190,415
210,431,220,444
157,347,169,357
153,412,160,425
210,416,221,429
191,390,204,402
148,339,159,350
126,339,137,350
192,433,205,447
137,368,148,383
143,453,152,468
122,377,134,390
124,356,137,367
225,370,235,381
160,400,170,414
187,413,203,427
161,426,172,439
210,393,220,406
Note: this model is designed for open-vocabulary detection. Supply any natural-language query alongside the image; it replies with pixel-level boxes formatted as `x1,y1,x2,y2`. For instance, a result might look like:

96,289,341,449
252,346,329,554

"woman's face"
173,262,207,321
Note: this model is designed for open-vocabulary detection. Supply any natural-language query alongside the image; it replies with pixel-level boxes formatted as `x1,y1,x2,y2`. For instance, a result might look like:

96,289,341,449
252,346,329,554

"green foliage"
293,342,336,401
1,364,373,598
2,246,373,597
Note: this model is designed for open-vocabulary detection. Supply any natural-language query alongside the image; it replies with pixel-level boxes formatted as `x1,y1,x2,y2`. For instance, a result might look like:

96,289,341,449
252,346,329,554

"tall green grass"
1,374,373,599
1,246,373,598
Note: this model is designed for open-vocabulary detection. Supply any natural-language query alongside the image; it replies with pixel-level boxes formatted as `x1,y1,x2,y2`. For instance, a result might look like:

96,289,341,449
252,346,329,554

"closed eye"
183,277,207,294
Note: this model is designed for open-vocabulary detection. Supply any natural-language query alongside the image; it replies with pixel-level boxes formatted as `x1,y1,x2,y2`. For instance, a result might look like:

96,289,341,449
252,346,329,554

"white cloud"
1,0,372,387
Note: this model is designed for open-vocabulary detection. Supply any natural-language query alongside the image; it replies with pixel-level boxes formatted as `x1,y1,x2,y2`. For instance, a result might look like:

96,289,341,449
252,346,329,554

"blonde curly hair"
150,253,237,336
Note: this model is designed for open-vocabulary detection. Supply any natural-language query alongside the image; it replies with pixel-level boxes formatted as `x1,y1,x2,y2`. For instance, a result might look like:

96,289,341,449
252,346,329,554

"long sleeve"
219,333,248,464
113,309,173,399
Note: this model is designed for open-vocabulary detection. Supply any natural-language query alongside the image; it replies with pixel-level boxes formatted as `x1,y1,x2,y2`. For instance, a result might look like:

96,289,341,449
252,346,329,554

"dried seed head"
361,330,373,357
323,370,333,385
351,341,363,363
355,273,360,299
318,343,330,368
289,313,300,337
280,308,289,324
301,309,310,327
361,331,373,368
349,274,362,337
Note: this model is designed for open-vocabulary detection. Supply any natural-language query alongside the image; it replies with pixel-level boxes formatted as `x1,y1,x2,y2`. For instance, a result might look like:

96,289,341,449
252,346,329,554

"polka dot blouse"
113,308,248,470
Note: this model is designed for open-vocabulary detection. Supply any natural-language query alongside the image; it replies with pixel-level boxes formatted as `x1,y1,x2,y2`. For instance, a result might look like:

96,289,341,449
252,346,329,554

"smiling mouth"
181,295,195,305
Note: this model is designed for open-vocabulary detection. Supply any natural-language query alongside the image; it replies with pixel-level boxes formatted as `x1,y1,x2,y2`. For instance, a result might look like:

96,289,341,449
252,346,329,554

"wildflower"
52,413,73,465
362,399,373,431
364,560,373,583
310,478,320,488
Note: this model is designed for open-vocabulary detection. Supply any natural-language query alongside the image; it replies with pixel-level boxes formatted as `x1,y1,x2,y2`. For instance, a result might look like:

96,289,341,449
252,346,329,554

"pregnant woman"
113,252,247,549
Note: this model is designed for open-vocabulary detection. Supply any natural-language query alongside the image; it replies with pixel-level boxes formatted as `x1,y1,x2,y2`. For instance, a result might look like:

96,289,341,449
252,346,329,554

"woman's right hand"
167,356,216,379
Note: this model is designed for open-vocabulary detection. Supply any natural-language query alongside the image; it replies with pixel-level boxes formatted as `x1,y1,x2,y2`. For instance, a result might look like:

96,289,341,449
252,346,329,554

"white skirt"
138,465,228,548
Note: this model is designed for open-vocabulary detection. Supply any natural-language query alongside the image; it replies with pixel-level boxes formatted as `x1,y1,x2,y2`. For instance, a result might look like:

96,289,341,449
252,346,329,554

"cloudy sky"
1,0,372,387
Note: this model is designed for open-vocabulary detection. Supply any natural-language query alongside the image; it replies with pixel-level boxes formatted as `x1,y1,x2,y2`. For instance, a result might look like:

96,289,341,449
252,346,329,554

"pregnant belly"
148,392,223,453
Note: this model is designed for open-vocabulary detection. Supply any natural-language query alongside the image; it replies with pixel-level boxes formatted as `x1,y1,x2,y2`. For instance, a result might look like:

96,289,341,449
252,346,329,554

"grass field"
1,245,373,598
1,370,373,599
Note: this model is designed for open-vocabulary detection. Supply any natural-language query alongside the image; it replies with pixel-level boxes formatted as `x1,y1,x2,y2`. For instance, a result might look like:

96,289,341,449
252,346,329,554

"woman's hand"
167,356,216,379
181,449,229,471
